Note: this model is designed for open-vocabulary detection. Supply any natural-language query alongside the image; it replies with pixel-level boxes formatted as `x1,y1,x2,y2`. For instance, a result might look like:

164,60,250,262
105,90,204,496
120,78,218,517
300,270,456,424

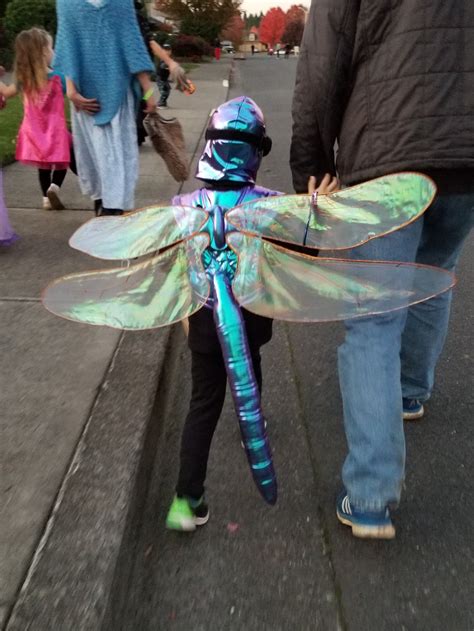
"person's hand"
171,65,189,91
68,91,100,114
144,94,157,114
308,173,340,195
0,95,6,110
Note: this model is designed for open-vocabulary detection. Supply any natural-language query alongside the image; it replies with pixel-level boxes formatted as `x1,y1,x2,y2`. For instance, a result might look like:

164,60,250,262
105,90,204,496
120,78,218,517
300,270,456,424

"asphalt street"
122,56,473,631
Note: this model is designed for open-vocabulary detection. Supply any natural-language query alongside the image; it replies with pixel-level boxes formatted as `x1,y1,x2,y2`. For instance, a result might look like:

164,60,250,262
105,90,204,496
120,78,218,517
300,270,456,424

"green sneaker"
165,495,210,532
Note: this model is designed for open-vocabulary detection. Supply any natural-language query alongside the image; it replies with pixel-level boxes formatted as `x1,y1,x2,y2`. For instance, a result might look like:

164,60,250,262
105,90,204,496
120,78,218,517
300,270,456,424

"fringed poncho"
54,0,154,125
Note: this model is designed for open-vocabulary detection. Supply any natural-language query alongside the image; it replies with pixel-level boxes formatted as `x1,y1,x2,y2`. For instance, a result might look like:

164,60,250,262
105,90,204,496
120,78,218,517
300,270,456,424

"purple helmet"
196,96,272,184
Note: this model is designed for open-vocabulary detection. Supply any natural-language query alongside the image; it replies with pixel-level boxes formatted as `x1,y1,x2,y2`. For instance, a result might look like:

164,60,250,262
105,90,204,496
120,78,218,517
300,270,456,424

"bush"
0,46,13,69
4,0,56,41
171,34,213,60
0,18,13,68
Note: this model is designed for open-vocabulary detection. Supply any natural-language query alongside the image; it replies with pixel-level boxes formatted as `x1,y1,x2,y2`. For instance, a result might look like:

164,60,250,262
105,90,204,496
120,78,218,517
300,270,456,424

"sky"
241,0,307,14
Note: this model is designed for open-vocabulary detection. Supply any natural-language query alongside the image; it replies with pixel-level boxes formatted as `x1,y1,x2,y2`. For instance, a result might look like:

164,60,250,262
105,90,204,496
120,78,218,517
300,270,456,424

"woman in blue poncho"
54,0,156,215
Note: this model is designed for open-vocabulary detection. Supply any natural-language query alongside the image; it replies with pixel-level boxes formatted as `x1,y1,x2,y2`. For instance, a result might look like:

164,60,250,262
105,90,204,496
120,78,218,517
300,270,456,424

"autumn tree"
220,13,245,47
281,4,305,46
282,19,304,46
259,7,286,48
285,4,306,24
158,0,241,42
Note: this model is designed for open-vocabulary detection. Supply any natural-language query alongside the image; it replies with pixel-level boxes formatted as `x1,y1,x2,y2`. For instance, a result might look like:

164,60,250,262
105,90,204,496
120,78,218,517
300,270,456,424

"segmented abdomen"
212,272,277,505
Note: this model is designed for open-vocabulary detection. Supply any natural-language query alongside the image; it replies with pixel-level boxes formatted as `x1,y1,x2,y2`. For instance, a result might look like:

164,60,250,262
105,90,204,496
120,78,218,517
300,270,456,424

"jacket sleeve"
290,0,360,192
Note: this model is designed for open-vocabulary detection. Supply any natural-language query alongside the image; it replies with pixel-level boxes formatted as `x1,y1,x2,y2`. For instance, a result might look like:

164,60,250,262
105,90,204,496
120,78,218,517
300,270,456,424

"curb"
5,328,173,630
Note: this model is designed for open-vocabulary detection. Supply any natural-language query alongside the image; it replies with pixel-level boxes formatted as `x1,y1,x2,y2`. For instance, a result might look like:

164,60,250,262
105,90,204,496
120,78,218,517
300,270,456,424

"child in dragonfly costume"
166,97,280,530
43,98,454,537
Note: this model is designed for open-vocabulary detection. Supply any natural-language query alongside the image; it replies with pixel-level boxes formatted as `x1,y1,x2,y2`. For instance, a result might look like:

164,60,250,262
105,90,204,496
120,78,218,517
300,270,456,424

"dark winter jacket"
290,0,474,191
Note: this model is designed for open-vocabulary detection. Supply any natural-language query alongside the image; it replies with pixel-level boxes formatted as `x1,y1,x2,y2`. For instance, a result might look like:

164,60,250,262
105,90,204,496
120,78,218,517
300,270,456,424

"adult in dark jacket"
291,0,473,539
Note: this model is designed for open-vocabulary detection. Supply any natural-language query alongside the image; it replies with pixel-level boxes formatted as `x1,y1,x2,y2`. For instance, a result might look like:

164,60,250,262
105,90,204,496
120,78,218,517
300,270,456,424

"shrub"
0,18,13,68
171,34,213,60
4,0,56,41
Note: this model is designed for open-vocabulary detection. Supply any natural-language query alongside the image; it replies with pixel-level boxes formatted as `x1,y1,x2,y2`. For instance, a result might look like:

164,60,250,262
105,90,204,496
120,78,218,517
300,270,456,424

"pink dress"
15,73,70,169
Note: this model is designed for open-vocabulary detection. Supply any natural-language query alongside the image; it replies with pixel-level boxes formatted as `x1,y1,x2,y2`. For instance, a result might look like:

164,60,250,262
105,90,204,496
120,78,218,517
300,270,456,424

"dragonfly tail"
212,272,278,505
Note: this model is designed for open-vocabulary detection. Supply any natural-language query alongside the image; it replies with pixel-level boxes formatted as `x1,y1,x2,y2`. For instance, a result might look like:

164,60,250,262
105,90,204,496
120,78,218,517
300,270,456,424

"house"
239,26,266,53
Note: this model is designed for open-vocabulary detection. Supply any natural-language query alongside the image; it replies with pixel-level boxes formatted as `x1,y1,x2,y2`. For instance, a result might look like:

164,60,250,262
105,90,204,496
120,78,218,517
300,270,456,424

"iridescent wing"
226,173,435,250
227,233,455,322
43,234,210,329
70,205,208,260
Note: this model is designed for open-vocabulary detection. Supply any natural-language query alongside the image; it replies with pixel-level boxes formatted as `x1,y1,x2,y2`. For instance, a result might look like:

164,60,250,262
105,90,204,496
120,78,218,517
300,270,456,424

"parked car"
221,40,234,54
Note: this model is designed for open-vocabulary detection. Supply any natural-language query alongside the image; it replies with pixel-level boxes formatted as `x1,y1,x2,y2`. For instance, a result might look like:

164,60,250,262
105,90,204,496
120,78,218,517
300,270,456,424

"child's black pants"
176,307,272,500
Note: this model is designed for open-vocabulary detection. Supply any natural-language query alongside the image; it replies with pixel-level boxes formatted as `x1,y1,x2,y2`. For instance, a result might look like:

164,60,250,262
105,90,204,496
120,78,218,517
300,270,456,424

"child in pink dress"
0,28,74,210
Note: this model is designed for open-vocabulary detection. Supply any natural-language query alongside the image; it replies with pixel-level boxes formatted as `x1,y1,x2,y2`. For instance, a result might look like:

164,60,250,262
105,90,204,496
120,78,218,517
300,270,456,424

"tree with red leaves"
285,4,306,24
259,7,286,48
281,4,305,47
282,18,304,46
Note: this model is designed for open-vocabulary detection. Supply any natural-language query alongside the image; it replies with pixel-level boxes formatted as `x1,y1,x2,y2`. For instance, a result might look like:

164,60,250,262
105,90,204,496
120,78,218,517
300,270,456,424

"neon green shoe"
165,495,210,532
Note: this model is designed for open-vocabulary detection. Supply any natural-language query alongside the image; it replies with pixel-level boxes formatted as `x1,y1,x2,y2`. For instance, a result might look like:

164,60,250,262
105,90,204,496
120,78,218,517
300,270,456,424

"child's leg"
39,169,53,209
38,169,52,196
250,346,263,392
46,170,67,210
52,169,67,188
157,78,165,104
163,80,171,105
176,350,227,500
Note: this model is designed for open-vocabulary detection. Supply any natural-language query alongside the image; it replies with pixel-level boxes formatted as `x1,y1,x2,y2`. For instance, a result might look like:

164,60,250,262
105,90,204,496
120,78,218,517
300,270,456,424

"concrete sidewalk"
0,58,232,630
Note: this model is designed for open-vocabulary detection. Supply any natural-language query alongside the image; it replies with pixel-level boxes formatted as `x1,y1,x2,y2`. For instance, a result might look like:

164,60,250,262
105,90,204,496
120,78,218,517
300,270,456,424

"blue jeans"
338,193,473,510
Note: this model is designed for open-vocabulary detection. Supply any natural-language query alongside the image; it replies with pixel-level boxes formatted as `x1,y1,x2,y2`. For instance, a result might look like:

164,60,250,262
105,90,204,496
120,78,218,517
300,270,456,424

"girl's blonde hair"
14,28,52,97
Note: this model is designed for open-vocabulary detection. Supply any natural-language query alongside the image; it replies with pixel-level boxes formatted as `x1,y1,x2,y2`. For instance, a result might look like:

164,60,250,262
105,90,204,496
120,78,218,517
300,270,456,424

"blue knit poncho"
54,0,154,125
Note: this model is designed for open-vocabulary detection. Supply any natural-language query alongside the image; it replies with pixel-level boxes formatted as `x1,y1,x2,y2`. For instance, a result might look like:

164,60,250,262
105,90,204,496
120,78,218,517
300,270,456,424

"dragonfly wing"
43,234,210,329
70,205,208,260
226,173,435,250
227,233,455,322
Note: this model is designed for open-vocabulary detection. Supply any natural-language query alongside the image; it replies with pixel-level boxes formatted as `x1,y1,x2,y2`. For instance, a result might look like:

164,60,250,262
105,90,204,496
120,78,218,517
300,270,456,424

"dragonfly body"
204,205,277,504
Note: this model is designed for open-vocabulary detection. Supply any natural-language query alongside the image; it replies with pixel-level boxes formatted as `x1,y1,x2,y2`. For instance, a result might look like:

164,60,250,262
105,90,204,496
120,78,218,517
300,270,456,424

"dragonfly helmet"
196,96,272,184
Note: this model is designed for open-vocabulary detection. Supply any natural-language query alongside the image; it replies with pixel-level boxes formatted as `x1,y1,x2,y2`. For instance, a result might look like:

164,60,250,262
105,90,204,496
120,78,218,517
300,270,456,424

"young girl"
0,28,73,210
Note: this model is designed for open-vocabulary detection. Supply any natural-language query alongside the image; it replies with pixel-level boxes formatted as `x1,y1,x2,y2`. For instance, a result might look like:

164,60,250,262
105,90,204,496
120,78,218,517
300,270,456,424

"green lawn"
0,95,23,166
